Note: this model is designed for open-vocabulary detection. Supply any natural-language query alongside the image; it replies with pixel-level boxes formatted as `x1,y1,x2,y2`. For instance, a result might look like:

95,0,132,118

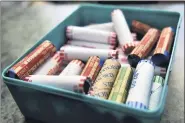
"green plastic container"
2,4,182,123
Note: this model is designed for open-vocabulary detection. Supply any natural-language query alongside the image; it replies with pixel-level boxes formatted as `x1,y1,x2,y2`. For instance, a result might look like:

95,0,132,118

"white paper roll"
149,76,164,110
60,45,118,62
66,26,117,45
33,51,63,75
59,59,84,76
24,75,91,94
112,9,134,46
126,60,154,110
67,40,115,49
85,22,115,32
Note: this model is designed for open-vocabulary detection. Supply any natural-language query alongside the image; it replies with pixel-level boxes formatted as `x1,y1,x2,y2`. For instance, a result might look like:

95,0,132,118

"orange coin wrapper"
66,26,117,45
8,40,56,79
59,59,85,76
152,27,174,66
23,75,92,94
111,9,134,50
90,59,121,99
67,40,115,50
81,56,101,82
60,45,118,62
122,41,140,54
128,28,160,67
132,20,152,35
33,51,63,75
149,76,164,110
126,60,155,110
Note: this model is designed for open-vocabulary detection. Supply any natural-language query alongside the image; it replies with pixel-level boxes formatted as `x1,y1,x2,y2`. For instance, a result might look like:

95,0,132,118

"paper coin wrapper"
23,75,92,94
90,59,121,99
128,28,160,68
149,75,164,110
33,51,63,75
152,27,174,66
59,59,84,76
132,20,152,35
111,9,134,51
8,40,56,79
108,66,133,103
66,26,117,45
126,60,154,110
85,22,115,32
81,56,103,83
67,40,115,50
60,45,118,62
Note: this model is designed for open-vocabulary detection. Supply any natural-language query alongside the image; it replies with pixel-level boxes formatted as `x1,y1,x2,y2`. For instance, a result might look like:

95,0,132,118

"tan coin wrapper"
90,59,121,99
108,66,133,103
8,40,56,79
128,28,160,67
152,27,174,66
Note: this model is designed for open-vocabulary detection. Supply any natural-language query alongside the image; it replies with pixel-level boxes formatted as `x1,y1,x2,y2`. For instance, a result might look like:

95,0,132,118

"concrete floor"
1,2,184,123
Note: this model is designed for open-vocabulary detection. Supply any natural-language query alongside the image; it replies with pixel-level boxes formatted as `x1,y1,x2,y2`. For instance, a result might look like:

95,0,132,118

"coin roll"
152,27,174,66
108,66,133,103
149,75,164,110
23,75,92,94
126,60,155,110
90,59,121,99
128,28,160,68
8,40,56,79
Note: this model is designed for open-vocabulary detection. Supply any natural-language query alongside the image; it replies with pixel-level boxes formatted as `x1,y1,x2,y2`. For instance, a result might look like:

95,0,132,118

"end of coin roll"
99,59,105,67
8,69,16,78
170,27,175,33
84,77,93,94
128,54,141,68
151,52,170,66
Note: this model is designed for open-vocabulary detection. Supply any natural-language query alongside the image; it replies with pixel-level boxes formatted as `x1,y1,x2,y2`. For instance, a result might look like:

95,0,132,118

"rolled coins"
90,59,121,99
122,41,140,54
81,56,101,83
23,75,92,94
66,26,117,45
33,51,63,75
67,40,115,49
126,60,155,110
149,75,164,110
8,40,56,79
59,59,84,76
152,27,174,66
111,9,134,49
116,47,129,66
60,45,118,62
132,20,152,35
154,66,166,77
128,28,160,68
108,66,133,103
85,22,115,32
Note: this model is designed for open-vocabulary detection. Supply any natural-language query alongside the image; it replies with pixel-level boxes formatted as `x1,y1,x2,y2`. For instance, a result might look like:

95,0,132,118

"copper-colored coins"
8,40,56,79
128,28,160,67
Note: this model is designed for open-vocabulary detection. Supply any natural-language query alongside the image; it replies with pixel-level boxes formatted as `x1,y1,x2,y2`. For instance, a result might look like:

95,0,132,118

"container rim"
2,3,182,118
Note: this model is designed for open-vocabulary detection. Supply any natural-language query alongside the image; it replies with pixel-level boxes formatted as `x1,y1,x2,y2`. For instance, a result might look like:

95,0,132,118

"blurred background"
1,1,184,123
